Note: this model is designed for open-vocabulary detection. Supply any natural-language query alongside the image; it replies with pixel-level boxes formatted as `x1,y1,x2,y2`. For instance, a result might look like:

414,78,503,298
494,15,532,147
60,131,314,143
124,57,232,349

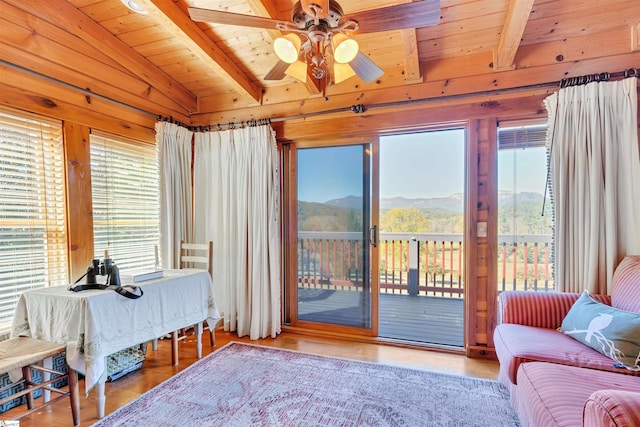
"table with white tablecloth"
11,268,220,417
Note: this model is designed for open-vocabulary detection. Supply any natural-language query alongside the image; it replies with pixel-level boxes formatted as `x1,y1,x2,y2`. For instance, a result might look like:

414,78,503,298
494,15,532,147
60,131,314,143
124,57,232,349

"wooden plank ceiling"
1,0,639,127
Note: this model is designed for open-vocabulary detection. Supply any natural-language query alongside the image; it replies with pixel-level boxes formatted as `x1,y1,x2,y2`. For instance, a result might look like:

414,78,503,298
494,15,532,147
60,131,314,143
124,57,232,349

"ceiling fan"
189,0,440,87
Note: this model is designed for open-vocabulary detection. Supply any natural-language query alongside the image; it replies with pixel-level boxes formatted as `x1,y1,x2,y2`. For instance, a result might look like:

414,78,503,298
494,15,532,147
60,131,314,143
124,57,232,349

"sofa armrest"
498,290,611,329
584,389,640,427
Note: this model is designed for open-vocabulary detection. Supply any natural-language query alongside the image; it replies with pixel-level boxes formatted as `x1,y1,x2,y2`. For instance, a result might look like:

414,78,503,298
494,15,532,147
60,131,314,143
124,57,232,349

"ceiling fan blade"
188,7,285,30
349,52,384,83
300,0,329,19
264,61,289,80
346,0,441,34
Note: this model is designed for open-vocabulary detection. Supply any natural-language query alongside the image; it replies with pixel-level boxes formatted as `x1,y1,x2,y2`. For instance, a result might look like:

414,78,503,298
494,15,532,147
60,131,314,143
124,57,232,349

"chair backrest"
179,240,213,278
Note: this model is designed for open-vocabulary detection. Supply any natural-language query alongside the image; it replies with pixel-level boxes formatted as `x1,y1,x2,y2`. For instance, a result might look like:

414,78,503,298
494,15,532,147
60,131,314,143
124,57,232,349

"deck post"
408,237,419,296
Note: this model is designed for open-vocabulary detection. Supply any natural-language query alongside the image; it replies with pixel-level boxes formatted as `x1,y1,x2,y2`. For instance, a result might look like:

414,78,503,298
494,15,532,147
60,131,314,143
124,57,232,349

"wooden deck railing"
297,232,554,298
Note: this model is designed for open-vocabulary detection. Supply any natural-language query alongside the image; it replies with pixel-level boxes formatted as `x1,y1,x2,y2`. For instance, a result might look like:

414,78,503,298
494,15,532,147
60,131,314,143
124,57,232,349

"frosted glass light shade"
285,61,308,83
274,34,301,64
333,62,356,83
332,33,359,64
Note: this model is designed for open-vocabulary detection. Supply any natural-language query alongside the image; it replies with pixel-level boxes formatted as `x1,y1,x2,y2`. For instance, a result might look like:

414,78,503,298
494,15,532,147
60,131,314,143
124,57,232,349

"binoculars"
85,257,121,286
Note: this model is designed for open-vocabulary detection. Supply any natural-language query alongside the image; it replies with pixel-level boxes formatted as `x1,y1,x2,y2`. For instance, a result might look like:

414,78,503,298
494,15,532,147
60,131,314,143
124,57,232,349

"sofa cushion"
584,389,640,427
561,291,640,371
494,324,639,385
498,290,611,328
611,255,640,314
514,362,640,427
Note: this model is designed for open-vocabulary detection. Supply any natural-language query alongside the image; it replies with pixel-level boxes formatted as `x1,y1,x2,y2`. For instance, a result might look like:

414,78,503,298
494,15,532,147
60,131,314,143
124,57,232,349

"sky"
297,145,364,203
498,146,548,195
297,129,548,203
379,129,464,199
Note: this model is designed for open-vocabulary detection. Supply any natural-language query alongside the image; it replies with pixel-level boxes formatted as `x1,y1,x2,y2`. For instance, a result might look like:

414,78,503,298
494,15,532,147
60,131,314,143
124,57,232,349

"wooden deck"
297,288,464,347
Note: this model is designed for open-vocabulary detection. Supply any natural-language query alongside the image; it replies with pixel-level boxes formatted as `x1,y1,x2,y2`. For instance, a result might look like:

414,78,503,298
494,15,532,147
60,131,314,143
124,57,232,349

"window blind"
90,132,160,271
0,107,68,329
498,121,547,150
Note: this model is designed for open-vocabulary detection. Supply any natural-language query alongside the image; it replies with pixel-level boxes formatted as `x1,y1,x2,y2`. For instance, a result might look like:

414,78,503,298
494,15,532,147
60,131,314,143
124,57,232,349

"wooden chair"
0,337,80,426
169,240,216,365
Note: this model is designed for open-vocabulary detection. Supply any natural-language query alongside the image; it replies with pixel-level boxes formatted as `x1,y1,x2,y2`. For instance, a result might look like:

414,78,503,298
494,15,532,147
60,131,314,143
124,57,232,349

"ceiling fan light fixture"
120,0,148,15
332,33,359,64
274,34,301,64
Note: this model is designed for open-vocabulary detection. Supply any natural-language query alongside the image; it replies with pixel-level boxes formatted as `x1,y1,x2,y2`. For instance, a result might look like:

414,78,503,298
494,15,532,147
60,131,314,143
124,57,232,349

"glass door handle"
370,225,377,247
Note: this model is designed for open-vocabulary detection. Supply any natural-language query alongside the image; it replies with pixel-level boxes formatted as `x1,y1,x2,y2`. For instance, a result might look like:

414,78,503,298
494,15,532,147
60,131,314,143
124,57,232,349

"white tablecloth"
11,269,220,394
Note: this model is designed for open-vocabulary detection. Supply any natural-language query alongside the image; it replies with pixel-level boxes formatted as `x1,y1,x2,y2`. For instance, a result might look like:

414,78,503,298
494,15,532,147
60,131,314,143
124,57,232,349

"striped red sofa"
494,256,640,427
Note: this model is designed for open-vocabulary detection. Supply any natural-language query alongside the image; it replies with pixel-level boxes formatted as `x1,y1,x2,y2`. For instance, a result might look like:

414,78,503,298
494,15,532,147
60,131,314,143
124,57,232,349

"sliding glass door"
291,143,377,333
284,128,466,345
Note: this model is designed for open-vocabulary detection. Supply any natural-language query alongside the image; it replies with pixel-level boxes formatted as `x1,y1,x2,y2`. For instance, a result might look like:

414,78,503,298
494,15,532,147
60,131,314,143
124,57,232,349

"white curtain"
545,78,640,294
193,125,281,339
156,121,193,269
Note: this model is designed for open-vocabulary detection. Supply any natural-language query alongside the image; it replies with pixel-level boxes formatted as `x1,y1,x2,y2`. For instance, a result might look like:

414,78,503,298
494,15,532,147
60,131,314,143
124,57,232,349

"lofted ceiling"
1,0,640,129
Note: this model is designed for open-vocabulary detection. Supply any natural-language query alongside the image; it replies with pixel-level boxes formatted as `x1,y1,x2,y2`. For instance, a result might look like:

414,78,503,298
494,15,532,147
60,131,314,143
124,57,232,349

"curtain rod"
4,59,637,130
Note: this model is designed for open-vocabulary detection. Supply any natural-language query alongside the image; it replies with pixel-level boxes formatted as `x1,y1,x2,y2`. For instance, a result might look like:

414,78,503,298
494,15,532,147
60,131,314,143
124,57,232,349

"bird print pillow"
561,290,640,371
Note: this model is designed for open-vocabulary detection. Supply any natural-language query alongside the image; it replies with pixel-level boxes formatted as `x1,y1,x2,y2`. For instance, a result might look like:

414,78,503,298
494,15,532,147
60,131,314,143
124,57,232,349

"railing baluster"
544,242,550,291
449,241,453,290
458,241,463,295
332,240,336,286
340,240,344,284
432,239,437,293
348,240,352,284
501,242,506,292
512,243,517,291
391,240,396,287
383,240,388,292
440,241,445,296
424,241,430,296
312,239,317,286
323,240,328,287
534,242,539,291
355,241,359,285
523,242,528,291
399,240,404,287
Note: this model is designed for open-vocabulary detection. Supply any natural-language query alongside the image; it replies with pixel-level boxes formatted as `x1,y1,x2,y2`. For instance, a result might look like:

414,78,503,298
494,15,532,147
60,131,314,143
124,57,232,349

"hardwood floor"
0,331,499,426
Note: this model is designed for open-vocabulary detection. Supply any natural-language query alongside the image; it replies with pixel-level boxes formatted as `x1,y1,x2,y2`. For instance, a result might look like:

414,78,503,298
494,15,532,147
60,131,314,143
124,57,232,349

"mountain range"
322,191,545,213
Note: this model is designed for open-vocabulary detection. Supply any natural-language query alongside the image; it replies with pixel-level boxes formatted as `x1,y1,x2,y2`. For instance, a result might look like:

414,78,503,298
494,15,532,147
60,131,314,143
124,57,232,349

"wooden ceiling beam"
3,0,197,114
494,0,535,71
400,0,422,85
139,0,263,104
402,29,422,84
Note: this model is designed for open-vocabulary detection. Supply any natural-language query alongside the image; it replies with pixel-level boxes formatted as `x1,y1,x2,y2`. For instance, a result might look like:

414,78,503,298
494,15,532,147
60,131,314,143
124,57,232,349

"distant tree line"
298,200,552,235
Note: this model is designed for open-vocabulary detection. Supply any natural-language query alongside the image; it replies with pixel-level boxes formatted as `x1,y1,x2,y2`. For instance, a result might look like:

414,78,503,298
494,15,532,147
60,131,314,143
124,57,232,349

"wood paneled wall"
63,122,94,281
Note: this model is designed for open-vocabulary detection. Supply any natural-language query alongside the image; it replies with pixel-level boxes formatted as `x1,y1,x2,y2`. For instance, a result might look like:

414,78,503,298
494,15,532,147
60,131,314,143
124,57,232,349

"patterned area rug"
92,342,520,427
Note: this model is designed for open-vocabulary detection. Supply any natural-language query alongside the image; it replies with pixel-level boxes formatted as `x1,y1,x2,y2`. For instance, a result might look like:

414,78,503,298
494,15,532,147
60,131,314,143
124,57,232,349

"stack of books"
121,269,163,283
